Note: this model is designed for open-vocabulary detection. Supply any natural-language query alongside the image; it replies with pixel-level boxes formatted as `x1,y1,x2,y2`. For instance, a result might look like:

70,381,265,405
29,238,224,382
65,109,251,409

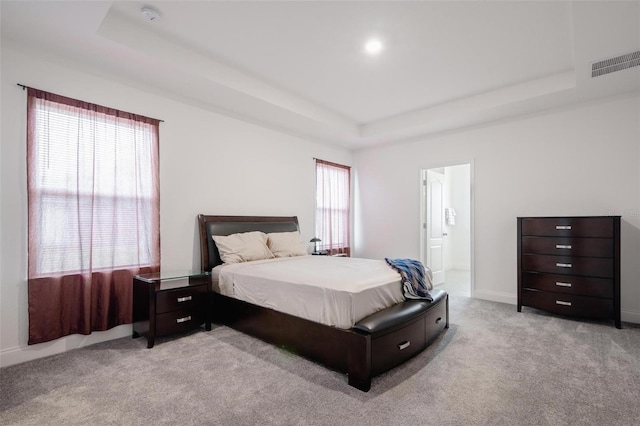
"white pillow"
267,231,308,257
212,231,274,264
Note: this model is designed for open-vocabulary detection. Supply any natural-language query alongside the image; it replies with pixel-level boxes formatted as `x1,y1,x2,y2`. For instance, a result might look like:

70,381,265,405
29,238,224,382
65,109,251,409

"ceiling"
2,1,639,149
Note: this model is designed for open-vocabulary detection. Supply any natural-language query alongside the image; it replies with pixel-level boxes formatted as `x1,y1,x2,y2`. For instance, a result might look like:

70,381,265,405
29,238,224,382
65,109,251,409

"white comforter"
212,256,405,329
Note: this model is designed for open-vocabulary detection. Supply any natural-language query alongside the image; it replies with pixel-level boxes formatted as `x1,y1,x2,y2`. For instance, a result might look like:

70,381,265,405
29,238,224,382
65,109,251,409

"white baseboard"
472,290,516,305
621,309,640,325
0,324,132,368
1,304,637,369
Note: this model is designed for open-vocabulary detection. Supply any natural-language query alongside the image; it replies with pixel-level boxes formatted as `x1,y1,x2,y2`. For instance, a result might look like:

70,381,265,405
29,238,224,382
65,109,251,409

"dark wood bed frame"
198,214,448,391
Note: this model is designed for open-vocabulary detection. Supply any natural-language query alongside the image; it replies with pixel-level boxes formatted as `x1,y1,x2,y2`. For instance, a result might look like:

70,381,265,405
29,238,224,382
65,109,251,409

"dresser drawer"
521,236,613,257
521,217,613,238
156,307,206,336
156,285,207,314
521,289,613,319
521,272,613,298
370,317,426,376
521,254,613,278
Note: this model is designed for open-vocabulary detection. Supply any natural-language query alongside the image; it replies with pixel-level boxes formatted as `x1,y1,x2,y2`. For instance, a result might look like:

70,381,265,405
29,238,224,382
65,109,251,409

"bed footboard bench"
352,289,449,383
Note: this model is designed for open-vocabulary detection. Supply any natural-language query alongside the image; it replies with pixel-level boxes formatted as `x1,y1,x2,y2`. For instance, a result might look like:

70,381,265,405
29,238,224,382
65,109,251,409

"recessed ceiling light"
141,6,160,22
364,39,384,55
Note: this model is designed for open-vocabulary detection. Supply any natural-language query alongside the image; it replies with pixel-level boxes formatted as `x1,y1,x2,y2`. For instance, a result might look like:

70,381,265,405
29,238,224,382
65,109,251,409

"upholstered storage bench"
353,289,449,376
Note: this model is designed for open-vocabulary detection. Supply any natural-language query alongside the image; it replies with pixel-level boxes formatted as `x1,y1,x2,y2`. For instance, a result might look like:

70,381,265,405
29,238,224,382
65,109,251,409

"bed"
198,214,449,391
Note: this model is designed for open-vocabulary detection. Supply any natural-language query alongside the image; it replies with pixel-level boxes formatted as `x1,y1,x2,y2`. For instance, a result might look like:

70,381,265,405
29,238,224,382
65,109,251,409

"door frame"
419,159,475,297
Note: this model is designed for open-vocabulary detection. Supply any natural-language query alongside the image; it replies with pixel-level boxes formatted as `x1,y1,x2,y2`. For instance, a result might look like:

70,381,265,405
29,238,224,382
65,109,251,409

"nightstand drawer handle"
555,244,572,249
555,282,572,287
556,225,572,230
556,263,572,268
398,341,411,351
176,316,192,324
177,296,192,303
556,300,572,306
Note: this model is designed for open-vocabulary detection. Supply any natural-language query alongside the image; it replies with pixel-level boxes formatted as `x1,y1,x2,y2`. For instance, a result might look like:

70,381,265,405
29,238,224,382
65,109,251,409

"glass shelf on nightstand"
134,270,210,291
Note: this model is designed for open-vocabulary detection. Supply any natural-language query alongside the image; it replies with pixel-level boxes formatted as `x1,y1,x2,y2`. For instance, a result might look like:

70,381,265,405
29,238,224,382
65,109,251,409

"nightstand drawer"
156,285,207,314
521,272,613,298
521,236,613,257
521,217,613,238
521,289,613,319
156,307,206,336
521,254,613,278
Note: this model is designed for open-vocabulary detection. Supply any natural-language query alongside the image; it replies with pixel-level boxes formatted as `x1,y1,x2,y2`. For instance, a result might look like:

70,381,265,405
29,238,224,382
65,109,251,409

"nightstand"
132,271,211,348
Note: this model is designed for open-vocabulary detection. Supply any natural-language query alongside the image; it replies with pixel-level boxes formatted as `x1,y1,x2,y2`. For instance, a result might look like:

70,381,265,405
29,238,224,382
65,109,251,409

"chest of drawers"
517,216,621,328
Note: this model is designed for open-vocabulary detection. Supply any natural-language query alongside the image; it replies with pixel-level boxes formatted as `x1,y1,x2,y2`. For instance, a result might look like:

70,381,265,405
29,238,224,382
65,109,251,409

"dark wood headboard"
197,215,300,271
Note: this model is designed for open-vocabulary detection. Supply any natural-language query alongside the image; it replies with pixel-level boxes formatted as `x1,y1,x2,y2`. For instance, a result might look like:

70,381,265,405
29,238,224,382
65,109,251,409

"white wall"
354,94,640,323
0,45,351,366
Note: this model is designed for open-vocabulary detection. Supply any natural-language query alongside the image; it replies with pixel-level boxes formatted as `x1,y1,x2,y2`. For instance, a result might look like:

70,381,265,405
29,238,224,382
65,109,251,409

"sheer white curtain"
315,159,350,256
27,88,160,344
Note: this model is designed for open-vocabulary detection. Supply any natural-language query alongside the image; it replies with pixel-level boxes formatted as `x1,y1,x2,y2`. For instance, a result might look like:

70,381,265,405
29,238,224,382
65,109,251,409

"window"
27,88,160,344
315,159,351,256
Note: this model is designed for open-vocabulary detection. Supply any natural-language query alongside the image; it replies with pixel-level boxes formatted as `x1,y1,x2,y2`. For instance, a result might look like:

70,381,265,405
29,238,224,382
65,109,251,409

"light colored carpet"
1,296,639,425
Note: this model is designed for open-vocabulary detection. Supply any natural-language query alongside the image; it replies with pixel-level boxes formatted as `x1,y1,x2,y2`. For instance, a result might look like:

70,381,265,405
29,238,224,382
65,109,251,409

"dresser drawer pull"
556,300,572,307
435,317,443,324
556,225,572,230
555,244,572,250
556,263,572,268
176,315,192,324
398,341,411,351
177,296,192,303
555,282,572,287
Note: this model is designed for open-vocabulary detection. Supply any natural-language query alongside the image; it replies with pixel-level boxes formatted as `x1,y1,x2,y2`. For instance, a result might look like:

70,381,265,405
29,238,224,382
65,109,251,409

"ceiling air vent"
592,50,640,78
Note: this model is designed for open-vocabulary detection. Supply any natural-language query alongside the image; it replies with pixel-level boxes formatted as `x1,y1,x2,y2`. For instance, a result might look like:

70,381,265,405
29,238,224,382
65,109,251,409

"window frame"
27,88,160,278
314,158,351,255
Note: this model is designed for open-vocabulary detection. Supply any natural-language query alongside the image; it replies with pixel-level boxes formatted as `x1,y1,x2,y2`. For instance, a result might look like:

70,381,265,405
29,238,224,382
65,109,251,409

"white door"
424,170,446,285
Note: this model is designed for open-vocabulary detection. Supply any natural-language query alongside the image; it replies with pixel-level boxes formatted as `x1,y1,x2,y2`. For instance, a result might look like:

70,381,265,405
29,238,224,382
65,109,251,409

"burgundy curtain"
27,88,160,345
315,159,351,256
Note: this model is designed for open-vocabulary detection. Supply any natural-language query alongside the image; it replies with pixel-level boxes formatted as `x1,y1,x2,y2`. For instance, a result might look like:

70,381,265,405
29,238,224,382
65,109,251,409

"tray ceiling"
2,1,639,148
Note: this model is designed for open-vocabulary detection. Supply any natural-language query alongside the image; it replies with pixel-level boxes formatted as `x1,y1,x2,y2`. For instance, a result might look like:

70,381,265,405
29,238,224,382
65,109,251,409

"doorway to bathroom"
420,163,472,297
